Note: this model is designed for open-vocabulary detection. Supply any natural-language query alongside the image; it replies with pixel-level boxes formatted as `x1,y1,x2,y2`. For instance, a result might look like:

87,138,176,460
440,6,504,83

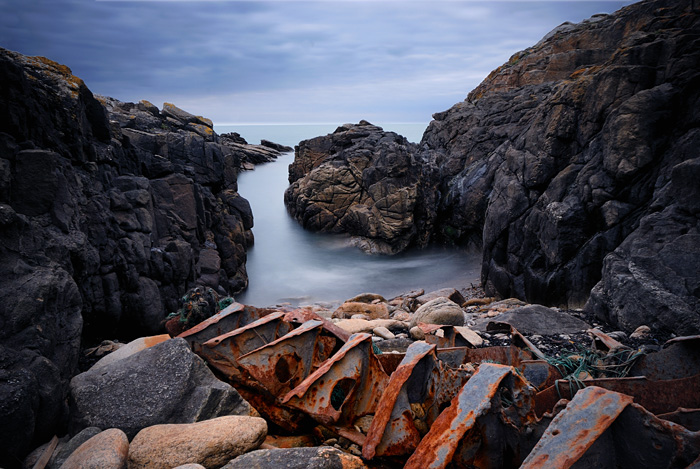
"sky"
1,0,637,125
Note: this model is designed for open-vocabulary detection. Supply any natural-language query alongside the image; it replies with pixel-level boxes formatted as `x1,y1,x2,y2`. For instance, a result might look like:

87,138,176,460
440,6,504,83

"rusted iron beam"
282,333,389,427
523,387,700,468
535,373,700,417
363,341,435,459
284,309,352,343
363,341,474,459
522,386,634,468
658,408,700,432
198,311,292,384
404,363,536,469
629,335,700,380
236,320,337,397
437,345,534,368
178,302,275,353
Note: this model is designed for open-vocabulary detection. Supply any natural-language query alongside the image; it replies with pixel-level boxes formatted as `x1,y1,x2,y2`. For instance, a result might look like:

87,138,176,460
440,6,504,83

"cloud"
0,0,637,123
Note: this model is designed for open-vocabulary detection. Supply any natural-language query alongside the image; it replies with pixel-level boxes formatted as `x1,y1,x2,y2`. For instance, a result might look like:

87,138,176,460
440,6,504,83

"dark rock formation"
0,48,280,463
284,0,700,334
284,121,435,254
69,338,253,439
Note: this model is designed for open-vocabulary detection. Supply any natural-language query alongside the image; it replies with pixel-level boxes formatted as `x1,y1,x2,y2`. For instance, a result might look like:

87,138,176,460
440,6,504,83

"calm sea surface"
215,123,481,307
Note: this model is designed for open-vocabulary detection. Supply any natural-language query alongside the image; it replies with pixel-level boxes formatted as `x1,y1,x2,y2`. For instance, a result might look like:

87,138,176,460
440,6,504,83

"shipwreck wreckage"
174,301,700,468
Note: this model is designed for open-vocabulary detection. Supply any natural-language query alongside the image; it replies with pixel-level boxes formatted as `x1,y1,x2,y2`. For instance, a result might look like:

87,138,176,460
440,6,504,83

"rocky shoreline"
19,285,687,468
284,0,700,334
0,0,698,466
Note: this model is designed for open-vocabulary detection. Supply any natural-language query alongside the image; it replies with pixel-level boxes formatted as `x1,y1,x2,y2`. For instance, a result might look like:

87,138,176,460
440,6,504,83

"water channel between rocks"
218,124,482,308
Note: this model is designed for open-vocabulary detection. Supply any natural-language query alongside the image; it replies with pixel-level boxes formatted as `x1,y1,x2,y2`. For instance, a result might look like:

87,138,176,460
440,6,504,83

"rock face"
284,0,700,335
69,338,253,438
284,121,433,254
0,48,284,461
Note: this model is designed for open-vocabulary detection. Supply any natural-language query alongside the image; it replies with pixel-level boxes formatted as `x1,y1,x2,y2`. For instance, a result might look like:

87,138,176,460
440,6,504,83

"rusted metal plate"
236,385,311,433
629,335,700,380
363,341,436,459
284,309,352,343
437,345,534,369
534,373,700,417
178,302,276,353
376,352,405,375
658,408,700,432
404,363,533,469
363,341,474,459
282,333,389,426
198,311,292,384
522,386,633,468
418,324,477,349
236,320,336,397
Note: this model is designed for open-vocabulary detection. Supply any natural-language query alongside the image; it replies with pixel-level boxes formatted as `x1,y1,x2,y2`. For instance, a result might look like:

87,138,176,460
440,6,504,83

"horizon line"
214,121,430,126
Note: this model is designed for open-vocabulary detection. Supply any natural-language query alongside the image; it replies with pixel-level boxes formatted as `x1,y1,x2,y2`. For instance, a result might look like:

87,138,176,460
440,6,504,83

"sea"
214,123,482,308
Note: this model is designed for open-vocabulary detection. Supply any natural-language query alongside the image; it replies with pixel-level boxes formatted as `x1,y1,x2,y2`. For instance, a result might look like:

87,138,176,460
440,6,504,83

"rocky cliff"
284,0,699,333
0,48,281,460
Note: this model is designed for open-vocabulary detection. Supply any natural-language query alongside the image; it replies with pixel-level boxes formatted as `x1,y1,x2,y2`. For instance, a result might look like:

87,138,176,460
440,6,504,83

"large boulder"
410,297,465,327
284,121,434,254
127,416,267,469
69,338,254,438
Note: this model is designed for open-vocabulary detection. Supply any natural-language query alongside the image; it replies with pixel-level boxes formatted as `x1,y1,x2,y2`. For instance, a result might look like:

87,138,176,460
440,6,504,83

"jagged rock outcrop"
432,0,700,323
284,121,437,254
0,48,280,463
284,0,699,334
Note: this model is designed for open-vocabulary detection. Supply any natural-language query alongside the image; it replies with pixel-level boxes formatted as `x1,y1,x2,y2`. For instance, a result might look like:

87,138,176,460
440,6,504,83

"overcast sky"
1,0,636,125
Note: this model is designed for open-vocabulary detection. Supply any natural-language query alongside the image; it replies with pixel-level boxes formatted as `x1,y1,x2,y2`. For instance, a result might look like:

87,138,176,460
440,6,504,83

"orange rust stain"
144,334,171,348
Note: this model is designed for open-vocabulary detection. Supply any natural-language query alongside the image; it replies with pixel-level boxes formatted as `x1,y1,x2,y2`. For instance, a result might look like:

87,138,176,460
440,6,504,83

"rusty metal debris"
404,363,538,469
523,386,700,468
175,308,700,467
282,333,388,427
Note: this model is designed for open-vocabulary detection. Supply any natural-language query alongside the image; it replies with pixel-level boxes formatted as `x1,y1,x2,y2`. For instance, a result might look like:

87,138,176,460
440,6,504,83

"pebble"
373,326,395,340
630,325,651,339
409,326,426,340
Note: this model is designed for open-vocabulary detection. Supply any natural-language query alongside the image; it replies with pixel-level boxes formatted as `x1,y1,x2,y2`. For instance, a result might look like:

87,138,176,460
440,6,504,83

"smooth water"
215,124,482,307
